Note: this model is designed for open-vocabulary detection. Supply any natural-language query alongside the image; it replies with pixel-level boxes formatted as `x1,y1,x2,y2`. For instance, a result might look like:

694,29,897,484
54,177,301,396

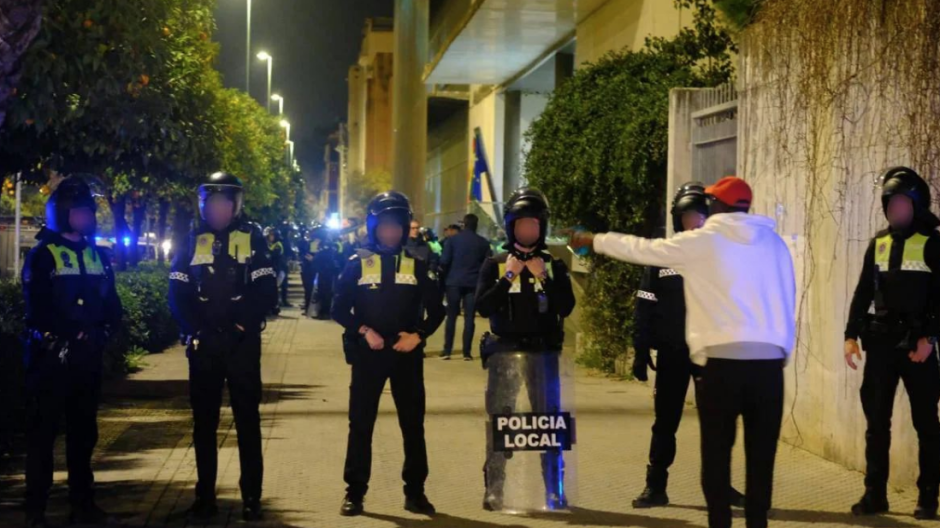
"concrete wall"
392,0,429,217
738,39,936,487
425,108,469,233
365,53,394,174
575,0,684,66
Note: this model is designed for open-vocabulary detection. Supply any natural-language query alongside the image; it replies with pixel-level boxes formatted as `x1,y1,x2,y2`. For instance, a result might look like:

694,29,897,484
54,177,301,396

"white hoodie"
593,213,796,366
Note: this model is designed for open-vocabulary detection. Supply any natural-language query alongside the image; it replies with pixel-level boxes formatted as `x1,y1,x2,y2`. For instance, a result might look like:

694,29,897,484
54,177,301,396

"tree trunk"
156,198,169,263
171,202,194,262
108,194,129,271
0,0,43,129
130,198,146,267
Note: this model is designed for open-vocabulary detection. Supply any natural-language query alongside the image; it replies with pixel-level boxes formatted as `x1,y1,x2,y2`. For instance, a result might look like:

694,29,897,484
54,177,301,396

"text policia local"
496,415,568,449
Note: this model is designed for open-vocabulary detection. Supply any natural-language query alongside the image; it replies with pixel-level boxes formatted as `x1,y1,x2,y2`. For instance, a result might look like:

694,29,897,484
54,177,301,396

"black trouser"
646,348,693,490
484,351,564,501
861,333,940,494
188,331,263,503
301,266,315,309
443,286,476,357
698,358,784,528
316,282,333,320
280,271,289,305
24,340,102,515
344,345,427,499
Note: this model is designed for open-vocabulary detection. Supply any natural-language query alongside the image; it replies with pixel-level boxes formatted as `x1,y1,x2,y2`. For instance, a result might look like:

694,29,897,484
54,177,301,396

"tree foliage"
524,0,735,373
346,169,392,220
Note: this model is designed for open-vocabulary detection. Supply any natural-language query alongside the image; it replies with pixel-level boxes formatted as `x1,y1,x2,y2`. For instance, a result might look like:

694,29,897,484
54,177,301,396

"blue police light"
122,236,131,246
327,214,341,230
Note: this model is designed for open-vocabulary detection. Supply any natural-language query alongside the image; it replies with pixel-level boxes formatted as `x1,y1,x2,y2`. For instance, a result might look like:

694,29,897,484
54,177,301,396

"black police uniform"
475,188,576,511
332,244,445,503
633,265,696,490
846,226,940,504
21,180,122,522
169,217,277,510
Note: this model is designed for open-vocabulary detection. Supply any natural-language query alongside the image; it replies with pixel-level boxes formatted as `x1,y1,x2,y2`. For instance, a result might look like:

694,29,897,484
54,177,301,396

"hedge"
0,262,178,460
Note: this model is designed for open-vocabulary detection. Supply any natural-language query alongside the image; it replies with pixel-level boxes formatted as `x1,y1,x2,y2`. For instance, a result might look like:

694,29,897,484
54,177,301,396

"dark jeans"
444,286,476,357
189,331,264,503
344,346,427,499
861,334,940,493
280,272,289,305
647,348,693,490
697,358,784,528
24,341,102,514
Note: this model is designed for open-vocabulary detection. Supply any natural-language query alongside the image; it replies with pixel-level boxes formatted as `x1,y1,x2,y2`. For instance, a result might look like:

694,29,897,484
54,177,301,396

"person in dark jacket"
332,191,446,517
844,167,940,520
476,188,576,511
169,172,278,522
631,183,745,510
264,226,285,316
21,176,122,528
440,213,492,360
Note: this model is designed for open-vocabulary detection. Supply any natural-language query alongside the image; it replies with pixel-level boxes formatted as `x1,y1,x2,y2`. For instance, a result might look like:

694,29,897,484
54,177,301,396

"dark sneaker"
546,492,568,510
340,495,364,517
243,499,263,521
404,494,436,515
463,356,473,362
69,501,113,525
915,489,938,520
633,486,669,508
731,487,746,509
441,355,451,361
188,497,219,520
851,488,889,516
482,493,504,511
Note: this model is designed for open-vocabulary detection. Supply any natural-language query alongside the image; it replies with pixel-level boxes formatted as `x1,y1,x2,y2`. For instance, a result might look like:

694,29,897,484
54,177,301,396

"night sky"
212,0,394,184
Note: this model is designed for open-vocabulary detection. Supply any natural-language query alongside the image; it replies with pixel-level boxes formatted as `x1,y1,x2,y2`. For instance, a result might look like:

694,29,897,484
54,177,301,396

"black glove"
632,349,651,382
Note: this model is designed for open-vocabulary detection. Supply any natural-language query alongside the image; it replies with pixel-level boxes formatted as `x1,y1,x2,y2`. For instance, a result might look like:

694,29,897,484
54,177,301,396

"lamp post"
257,51,273,112
271,93,284,115
280,120,292,165
245,0,252,93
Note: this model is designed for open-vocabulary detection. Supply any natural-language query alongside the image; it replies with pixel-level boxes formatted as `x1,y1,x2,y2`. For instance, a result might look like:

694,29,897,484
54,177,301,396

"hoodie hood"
705,213,777,245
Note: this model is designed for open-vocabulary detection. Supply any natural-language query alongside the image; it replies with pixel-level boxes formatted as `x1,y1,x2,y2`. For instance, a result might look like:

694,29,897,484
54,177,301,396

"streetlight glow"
257,52,273,112
280,119,290,128
257,51,271,60
271,94,282,101
271,93,284,115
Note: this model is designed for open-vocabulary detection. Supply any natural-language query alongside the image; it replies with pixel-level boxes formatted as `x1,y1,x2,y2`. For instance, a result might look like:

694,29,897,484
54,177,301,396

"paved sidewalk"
0,305,934,527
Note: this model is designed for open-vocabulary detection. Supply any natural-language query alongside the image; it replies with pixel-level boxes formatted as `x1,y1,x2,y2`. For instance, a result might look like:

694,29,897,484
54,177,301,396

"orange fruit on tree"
140,74,150,86
83,19,93,28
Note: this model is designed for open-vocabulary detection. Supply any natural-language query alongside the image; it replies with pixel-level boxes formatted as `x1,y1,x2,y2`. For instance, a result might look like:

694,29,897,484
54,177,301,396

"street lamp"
279,119,291,142
287,140,295,166
257,51,273,112
271,93,284,115
245,0,252,93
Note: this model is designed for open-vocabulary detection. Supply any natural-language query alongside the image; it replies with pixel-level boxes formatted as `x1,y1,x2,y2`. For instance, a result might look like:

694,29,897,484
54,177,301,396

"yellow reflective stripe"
229,231,251,264
359,255,380,285
874,233,929,272
396,256,416,285
191,233,215,266
310,240,320,253
82,246,105,275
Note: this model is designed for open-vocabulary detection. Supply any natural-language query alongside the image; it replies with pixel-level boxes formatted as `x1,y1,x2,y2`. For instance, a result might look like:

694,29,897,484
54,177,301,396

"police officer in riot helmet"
264,226,286,316
169,172,278,522
631,182,745,509
845,166,940,520
475,187,576,511
21,176,123,528
332,191,445,517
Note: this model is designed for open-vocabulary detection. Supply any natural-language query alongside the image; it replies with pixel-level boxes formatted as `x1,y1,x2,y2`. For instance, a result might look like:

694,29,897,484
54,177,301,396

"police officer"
264,226,286,316
475,187,576,511
169,172,277,522
21,176,122,528
332,191,445,517
845,166,940,520
631,183,745,509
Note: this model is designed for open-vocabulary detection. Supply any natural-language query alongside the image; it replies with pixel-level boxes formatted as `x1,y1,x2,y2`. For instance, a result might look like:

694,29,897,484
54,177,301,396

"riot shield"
484,350,577,512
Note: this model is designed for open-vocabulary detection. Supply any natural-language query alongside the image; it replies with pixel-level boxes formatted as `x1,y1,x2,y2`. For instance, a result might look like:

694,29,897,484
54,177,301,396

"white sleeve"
592,231,700,271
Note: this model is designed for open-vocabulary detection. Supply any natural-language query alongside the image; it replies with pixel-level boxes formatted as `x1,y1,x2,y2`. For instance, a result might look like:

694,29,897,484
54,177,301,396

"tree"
0,0,42,129
346,169,392,220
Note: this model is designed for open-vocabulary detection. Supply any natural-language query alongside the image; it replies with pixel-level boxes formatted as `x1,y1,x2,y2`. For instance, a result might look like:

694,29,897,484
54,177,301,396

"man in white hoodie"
569,176,795,528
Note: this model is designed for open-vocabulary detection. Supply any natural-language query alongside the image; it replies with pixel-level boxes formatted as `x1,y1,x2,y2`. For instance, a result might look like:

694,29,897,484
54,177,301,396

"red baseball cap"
705,176,752,208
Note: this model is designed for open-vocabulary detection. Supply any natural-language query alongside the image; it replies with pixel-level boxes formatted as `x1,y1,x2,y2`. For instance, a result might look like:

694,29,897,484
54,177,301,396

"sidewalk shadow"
523,505,706,528
668,503,922,527
364,511,531,528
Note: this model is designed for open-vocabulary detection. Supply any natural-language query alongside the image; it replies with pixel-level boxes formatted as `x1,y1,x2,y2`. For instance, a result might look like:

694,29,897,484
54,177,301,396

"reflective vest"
45,242,111,325
358,253,416,287
191,230,252,266
309,239,320,254
498,260,553,294
873,232,932,318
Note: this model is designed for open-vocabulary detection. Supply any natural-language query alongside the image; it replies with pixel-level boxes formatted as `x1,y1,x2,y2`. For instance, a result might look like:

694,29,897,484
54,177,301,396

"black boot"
851,487,889,516
915,487,939,520
730,487,746,509
340,494,364,517
404,493,437,515
482,491,504,512
242,498,263,522
24,512,48,528
188,496,219,520
633,465,669,508
69,500,112,525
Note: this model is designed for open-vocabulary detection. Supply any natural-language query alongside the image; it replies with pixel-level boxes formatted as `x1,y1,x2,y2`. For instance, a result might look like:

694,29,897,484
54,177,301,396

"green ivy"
524,0,734,373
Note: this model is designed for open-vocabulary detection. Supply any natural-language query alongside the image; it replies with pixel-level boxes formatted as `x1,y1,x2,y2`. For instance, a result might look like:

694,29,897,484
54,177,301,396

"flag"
470,128,493,203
